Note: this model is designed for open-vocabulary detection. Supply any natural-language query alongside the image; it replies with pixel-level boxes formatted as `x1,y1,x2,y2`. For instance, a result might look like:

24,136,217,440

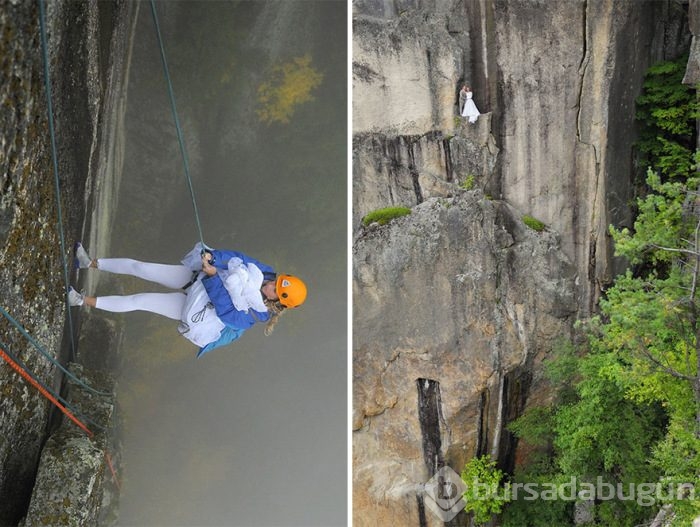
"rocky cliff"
354,193,577,526
0,1,134,525
352,0,693,525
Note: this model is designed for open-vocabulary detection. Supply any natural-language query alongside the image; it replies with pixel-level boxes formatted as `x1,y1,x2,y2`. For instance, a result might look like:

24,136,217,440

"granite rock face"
353,192,577,526
684,0,700,84
353,0,691,313
0,1,134,524
493,0,689,312
20,363,117,527
352,1,692,525
353,115,499,228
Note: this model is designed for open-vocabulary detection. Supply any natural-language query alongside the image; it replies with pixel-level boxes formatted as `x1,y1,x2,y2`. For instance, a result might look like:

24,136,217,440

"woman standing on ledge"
460,84,481,124
68,243,307,357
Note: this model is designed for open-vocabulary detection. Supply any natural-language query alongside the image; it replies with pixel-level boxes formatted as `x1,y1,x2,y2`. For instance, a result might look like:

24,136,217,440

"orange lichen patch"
256,55,323,124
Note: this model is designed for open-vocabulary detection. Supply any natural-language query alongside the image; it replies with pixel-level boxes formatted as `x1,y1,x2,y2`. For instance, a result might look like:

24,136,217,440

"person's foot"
68,287,84,307
74,242,93,269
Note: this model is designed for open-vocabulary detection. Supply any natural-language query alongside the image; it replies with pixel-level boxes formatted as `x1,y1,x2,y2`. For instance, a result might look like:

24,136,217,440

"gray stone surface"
21,364,116,527
0,1,134,524
353,0,691,315
353,192,577,525
685,0,700,84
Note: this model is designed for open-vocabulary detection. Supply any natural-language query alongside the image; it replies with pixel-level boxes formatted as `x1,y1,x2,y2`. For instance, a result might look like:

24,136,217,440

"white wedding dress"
461,91,480,123
178,243,267,348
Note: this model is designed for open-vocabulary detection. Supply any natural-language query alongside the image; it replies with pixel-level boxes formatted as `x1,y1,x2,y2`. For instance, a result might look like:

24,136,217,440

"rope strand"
0,341,121,491
37,0,77,361
149,0,206,249
0,338,105,432
0,345,92,437
0,306,111,397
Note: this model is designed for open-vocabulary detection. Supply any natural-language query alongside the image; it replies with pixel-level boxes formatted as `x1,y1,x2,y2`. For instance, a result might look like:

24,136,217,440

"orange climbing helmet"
275,274,307,308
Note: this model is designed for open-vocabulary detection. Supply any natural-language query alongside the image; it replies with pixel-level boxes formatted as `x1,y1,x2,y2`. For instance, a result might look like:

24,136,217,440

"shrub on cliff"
461,455,511,525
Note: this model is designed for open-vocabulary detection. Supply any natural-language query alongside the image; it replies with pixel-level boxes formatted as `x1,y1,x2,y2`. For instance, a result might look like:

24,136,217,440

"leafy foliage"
461,455,511,525
507,165,700,524
460,174,476,190
502,53,700,527
507,339,665,526
635,55,698,180
501,469,573,527
600,161,700,524
611,167,698,267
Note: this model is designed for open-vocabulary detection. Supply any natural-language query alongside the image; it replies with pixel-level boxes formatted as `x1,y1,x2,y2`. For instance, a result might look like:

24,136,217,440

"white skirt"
461,99,481,123
179,279,225,347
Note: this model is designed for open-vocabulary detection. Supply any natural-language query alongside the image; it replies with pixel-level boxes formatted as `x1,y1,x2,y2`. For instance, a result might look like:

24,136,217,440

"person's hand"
201,252,216,276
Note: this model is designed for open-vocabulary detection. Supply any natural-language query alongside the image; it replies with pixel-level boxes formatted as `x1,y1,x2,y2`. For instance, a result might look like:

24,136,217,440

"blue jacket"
197,249,276,358
200,249,275,329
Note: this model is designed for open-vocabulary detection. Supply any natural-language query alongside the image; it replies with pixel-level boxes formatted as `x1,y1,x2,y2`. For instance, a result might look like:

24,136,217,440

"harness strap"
182,271,199,291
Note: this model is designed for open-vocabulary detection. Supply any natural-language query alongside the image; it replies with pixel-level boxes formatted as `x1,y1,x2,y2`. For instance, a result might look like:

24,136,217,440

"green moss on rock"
362,206,412,226
523,215,546,232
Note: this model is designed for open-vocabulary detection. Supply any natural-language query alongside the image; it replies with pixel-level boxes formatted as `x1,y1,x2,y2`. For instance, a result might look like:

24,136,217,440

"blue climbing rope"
37,0,77,361
0,306,111,397
149,0,207,249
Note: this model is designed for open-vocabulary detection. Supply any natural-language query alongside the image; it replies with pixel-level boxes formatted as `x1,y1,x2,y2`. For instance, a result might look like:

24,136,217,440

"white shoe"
68,287,84,307
74,242,93,269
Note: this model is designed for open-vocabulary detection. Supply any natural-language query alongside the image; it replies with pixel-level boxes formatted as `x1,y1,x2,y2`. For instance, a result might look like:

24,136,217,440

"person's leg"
96,258,194,290
84,292,186,321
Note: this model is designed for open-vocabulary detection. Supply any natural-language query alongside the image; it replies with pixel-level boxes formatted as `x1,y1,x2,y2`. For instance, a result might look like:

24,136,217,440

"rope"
104,452,122,491
0,337,105,432
32,0,120,489
0,342,121,488
0,306,111,397
0,345,93,437
37,0,77,361
149,0,206,249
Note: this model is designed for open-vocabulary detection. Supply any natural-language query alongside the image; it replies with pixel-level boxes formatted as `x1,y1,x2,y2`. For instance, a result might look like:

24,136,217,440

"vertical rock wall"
353,194,577,526
0,1,133,524
353,0,690,314
495,0,689,312
685,0,700,84
352,0,692,525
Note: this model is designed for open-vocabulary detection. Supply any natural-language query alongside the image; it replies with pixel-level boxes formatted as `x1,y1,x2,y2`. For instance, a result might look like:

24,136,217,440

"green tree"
461,455,511,525
507,339,664,526
608,168,700,428
504,56,700,526
635,55,698,181
601,166,700,523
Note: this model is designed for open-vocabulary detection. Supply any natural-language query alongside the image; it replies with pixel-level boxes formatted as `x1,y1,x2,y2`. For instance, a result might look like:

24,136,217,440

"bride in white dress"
461,85,481,123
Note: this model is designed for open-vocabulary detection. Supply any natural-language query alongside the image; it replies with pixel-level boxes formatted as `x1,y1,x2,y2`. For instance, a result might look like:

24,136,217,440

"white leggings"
94,258,193,321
